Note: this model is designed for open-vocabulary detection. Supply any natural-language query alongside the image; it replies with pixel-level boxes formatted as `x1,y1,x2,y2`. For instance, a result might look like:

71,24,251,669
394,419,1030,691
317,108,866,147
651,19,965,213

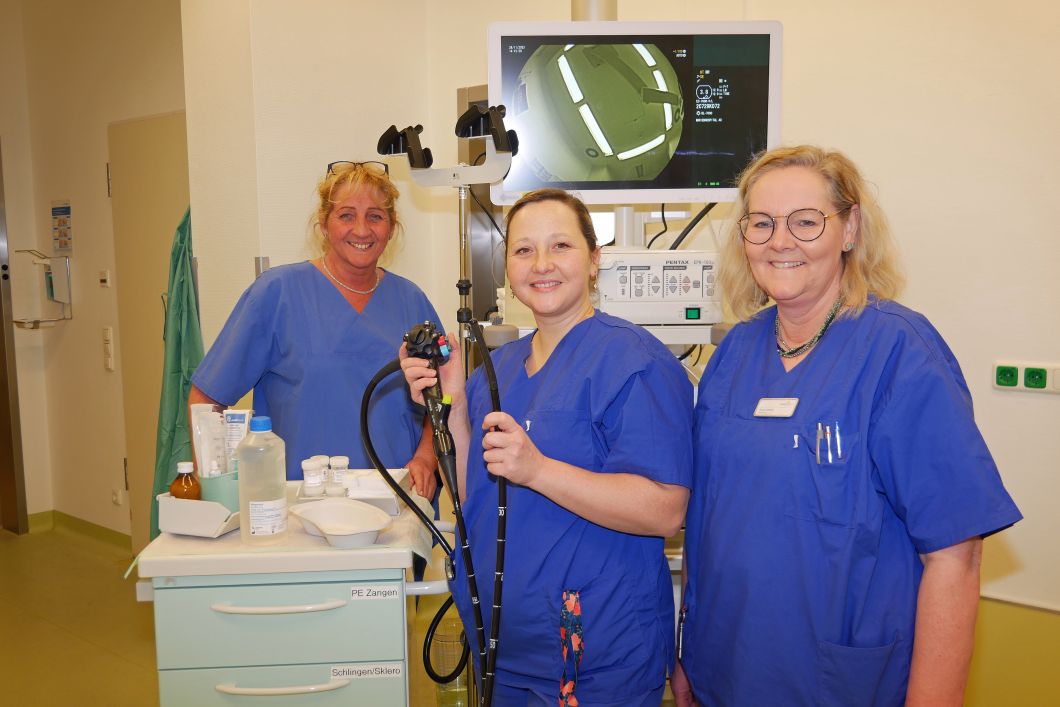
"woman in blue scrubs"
672,146,1021,706
190,161,440,499
402,189,693,706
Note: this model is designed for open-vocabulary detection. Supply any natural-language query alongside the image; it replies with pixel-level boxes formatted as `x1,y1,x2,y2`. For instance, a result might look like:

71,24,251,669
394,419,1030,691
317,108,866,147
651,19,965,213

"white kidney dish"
290,497,392,549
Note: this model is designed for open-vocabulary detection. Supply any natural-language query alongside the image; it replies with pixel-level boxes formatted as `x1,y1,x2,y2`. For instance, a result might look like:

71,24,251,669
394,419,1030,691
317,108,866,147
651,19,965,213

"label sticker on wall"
349,584,400,601
331,663,404,679
51,200,72,254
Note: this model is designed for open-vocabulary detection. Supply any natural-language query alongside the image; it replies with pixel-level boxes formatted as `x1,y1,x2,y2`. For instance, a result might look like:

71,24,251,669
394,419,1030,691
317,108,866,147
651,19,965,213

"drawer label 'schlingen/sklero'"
331,663,404,679
349,584,400,600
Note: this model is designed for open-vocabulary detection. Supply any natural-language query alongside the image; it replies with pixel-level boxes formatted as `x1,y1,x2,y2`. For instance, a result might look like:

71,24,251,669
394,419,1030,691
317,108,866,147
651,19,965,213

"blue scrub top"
682,300,1021,706
192,261,441,479
451,312,693,701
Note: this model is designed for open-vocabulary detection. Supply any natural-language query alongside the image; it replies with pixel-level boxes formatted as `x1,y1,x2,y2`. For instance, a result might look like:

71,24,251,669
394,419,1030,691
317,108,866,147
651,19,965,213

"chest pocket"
524,409,597,471
786,425,861,528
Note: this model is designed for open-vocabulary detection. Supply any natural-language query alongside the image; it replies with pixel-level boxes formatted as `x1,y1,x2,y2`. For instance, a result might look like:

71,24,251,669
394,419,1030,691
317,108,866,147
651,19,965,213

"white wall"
0,0,186,532
184,0,1060,609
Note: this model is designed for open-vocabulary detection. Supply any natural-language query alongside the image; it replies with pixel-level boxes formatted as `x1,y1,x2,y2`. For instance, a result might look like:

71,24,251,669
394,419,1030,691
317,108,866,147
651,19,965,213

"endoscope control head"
404,321,451,366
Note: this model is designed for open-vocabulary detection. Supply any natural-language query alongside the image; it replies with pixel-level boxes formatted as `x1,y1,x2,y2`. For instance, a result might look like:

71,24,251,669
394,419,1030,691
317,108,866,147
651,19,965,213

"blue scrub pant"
491,682,664,706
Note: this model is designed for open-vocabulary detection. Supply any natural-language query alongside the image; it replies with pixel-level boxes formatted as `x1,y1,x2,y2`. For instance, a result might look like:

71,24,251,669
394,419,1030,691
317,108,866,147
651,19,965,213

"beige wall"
0,0,1055,699
185,0,1059,609
0,0,186,531
0,0,52,516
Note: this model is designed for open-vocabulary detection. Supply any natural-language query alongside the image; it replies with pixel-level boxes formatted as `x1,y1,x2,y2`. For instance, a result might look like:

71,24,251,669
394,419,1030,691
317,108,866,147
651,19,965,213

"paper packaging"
222,409,252,472
345,468,412,516
157,493,239,538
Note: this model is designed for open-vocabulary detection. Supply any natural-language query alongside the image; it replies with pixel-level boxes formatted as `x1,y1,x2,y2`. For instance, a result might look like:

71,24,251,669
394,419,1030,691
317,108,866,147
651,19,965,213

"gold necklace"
320,256,380,295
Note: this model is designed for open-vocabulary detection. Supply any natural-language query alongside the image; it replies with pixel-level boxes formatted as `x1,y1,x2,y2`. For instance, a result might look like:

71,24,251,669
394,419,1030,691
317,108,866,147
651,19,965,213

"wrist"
411,452,435,467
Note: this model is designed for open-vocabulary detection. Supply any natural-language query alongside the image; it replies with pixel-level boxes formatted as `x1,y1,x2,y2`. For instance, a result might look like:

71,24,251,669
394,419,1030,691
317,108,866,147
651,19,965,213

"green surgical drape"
150,208,204,539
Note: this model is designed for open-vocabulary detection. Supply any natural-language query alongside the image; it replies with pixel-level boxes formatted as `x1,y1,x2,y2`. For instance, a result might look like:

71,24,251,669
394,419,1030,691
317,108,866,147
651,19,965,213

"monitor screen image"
488,21,782,205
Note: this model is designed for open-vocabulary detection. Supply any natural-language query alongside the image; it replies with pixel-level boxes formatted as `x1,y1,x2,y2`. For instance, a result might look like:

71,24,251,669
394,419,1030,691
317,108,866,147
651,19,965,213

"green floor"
0,527,158,706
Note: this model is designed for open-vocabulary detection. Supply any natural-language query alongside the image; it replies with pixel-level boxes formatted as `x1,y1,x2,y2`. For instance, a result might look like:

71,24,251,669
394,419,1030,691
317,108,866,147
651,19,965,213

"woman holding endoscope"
671,146,1021,706
402,188,692,706
190,161,440,498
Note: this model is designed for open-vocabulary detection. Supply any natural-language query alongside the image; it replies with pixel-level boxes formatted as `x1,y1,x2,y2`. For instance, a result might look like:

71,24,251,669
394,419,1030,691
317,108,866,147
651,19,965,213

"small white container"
301,459,325,497
157,493,239,538
326,455,349,496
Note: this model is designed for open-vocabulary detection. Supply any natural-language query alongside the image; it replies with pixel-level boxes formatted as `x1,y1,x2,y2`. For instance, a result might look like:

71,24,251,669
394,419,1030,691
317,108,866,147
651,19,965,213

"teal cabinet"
159,663,406,706
152,569,407,706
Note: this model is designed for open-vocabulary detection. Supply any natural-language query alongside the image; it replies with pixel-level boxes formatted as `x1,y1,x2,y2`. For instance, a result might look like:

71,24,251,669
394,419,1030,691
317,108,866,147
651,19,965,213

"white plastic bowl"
290,498,392,549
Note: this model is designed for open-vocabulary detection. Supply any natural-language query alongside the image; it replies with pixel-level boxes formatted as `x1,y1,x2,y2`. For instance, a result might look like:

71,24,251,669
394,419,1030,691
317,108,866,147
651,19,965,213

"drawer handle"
209,599,348,615
215,678,351,696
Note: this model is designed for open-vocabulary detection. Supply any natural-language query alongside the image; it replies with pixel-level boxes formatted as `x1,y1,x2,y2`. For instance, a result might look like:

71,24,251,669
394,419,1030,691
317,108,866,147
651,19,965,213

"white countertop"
140,477,421,578
138,519,413,578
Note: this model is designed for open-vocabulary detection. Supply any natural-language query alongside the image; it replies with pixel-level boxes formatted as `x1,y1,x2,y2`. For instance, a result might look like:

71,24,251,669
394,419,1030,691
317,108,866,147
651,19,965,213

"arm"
670,535,698,706
905,536,982,706
187,385,223,473
481,411,689,536
405,418,438,500
400,338,472,503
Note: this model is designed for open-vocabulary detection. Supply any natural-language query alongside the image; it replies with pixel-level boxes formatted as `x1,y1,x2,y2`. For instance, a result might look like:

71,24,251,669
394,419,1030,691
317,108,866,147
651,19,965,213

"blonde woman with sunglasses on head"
189,161,441,499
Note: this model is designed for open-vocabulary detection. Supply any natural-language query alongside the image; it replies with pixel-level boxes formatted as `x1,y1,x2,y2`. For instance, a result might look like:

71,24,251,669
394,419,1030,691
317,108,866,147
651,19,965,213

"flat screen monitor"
488,21,782,205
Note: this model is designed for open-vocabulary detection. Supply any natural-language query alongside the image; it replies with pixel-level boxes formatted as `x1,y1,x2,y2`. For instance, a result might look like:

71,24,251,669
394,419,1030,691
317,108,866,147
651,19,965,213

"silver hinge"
106,162,112,197
123,457,129,490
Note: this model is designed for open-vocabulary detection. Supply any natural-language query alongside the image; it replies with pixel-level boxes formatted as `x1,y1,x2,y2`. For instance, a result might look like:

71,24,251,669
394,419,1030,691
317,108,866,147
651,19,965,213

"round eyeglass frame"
738,206,852,245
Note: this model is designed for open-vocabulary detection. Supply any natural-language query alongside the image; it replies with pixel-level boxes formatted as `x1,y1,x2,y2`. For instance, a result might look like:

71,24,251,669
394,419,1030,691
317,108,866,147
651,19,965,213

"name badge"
753,398,799,418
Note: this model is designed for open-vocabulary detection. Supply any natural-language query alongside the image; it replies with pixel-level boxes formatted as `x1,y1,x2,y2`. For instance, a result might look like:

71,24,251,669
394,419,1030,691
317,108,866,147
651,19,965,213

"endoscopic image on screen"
506,42,684,183
499,33,771,196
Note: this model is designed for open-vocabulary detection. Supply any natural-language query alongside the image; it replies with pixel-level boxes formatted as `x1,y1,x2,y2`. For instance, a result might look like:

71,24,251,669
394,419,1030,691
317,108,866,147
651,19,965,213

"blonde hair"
720,145,905,321
309,162,403,260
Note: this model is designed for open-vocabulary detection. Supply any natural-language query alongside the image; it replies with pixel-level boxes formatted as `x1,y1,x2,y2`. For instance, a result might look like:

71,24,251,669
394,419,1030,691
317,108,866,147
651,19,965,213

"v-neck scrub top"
452,312,693,701
682,299,1021,706
192,261,441,479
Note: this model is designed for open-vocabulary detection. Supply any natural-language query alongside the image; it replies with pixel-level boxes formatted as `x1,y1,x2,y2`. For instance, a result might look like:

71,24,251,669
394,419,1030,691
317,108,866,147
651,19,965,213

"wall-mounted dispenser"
14,249,72,329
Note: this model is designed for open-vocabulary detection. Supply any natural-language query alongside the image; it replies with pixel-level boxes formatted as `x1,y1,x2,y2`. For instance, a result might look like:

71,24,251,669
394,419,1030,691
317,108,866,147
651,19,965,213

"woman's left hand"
481,411,545,487
406,455,438,500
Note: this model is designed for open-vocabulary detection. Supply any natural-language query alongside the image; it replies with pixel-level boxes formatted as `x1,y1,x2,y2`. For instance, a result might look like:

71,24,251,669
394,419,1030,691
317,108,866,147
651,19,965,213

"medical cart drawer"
153,579,404,669
159,662,406,706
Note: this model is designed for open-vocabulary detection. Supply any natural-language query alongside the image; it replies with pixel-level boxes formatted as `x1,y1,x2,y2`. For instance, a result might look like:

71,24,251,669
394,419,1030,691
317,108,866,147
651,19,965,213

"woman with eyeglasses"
189,161,441,498
671,146,1021,706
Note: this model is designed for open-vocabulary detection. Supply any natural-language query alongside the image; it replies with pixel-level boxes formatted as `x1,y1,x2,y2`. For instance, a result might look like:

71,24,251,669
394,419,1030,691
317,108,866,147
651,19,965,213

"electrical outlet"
111,488,125,506
993,362,1060,395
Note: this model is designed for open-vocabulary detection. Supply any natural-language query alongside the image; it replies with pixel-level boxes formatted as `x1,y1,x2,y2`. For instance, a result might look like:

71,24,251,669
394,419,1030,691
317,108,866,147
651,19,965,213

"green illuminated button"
1025,367,1047,389
995,366,1018,387
685,307,701,320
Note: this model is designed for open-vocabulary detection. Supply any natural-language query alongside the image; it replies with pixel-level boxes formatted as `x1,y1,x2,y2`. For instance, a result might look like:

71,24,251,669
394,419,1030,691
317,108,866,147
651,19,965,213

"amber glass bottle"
170,461,201,500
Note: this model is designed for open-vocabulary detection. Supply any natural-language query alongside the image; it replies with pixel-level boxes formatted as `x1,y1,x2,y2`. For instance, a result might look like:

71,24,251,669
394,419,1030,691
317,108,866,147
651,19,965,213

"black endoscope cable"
360,356,487,687
465,321,506,707
361,320,506,707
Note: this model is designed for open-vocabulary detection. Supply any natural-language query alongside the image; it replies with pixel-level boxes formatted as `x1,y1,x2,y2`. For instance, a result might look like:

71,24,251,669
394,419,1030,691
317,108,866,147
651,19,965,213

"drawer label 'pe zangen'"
349,584,400,600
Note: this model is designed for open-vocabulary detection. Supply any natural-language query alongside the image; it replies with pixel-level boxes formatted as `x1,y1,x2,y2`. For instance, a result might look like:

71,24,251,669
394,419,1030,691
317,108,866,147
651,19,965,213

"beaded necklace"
320,256,380,295
775,296,843,359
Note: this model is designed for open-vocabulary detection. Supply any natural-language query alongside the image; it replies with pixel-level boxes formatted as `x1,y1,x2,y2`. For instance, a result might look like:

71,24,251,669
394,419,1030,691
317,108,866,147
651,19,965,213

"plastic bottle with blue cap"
236,416,288,545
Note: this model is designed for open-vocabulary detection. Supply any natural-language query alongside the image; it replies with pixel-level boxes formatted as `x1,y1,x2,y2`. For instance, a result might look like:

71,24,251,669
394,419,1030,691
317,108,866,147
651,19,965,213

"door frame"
0,140,29,534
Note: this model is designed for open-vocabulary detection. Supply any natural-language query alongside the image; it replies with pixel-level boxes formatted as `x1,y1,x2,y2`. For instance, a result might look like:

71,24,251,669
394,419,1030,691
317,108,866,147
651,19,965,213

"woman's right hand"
671,660,697,707
399,334,465,406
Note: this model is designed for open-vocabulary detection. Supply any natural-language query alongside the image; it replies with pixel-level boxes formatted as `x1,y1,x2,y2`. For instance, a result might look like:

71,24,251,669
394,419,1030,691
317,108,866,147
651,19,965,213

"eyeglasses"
326,160,389,176
738,206,852,244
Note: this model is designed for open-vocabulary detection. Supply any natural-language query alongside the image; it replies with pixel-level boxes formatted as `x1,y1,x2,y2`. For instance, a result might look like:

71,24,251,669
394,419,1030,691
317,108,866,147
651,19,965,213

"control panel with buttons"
598,248,723,325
